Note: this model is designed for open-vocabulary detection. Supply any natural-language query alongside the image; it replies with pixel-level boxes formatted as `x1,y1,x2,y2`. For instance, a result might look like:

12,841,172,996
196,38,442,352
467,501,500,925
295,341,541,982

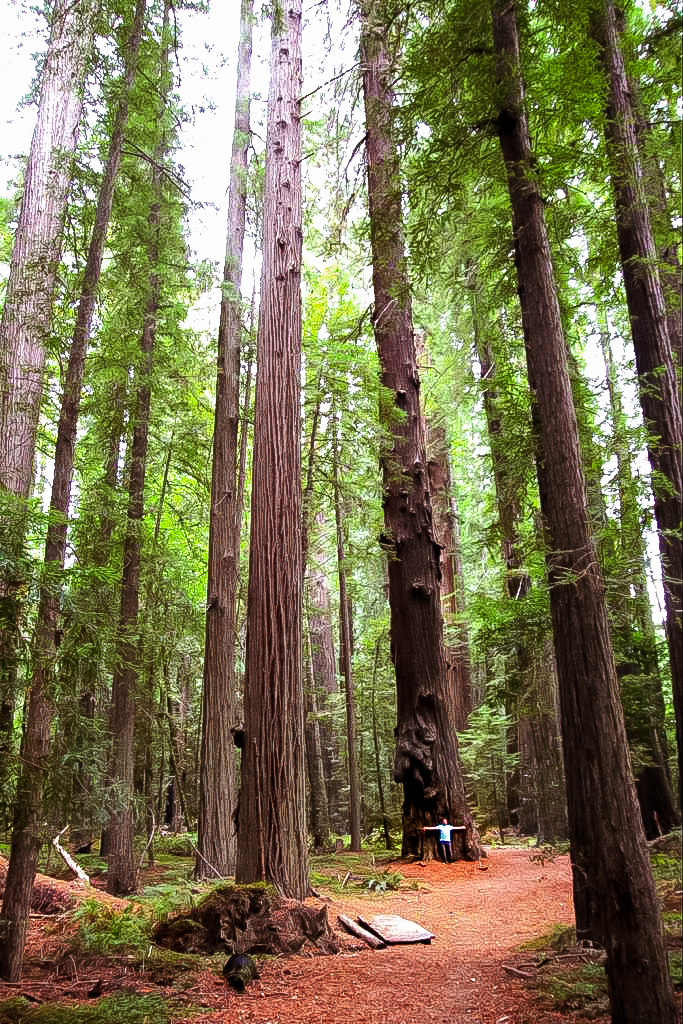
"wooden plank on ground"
337,914,386,949
357,914,434,945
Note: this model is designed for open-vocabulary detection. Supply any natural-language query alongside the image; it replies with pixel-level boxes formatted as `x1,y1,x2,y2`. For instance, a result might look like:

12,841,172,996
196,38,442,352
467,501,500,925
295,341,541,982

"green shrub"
70,900,151,956
651,854,682,884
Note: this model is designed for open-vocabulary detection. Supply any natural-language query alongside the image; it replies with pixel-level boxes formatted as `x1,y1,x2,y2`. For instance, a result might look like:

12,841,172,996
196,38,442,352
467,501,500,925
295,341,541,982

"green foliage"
70,900,152,956
457,703,519,828
517,923,576,953
138,881,195,916
0,995,171,1024
669,951,682,987
539,961,608,1013
650,853,683,885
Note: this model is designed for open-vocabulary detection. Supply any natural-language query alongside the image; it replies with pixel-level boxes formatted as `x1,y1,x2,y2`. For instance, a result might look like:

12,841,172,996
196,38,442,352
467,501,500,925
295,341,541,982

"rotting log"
153,882,340,956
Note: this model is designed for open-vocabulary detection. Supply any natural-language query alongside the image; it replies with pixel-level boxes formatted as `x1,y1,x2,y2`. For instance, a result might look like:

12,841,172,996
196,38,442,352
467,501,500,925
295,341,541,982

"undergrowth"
537,962,609,1014
0,995,171,1024
70,900,152,956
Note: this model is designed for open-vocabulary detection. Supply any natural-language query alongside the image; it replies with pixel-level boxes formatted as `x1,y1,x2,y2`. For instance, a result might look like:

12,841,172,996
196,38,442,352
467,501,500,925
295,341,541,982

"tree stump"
153,882,340,956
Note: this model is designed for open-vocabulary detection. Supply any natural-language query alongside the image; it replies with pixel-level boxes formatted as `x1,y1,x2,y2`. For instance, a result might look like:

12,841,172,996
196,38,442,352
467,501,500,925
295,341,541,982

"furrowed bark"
196,0,254,881
235,0,308,900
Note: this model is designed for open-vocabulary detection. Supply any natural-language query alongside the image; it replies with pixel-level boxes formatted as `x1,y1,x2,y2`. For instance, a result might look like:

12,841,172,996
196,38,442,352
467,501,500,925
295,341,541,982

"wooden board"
357,914,434,945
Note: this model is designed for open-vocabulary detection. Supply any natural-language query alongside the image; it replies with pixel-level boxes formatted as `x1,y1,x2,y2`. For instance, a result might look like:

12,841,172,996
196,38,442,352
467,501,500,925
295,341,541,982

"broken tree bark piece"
337,914,386,949
501,962,535,978
357,914,434,945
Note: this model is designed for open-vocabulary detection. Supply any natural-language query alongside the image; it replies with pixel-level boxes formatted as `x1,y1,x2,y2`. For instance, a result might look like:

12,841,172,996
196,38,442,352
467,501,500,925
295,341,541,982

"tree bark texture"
592,0,683,809
235,0,308,900
0,3,145,980
0,0,97,499
197,0,253,881
360,2,479,861
516,644,567,841
490,3,676,1020
427,425,473,733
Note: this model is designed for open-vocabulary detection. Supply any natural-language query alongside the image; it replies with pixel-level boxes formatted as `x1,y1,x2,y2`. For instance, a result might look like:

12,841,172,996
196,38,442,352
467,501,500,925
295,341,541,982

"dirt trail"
184,847,577,1024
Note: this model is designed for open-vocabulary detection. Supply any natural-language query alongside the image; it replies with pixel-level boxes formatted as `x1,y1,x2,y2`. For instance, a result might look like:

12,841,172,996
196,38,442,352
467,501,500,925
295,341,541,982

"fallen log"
337,914,386,949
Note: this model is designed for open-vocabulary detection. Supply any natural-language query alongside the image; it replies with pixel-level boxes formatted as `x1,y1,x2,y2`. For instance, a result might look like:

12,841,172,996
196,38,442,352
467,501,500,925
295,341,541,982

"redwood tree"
196,0,254,881
490,1,675,1019
0,0,98,499
360,0,479,860
0,0,98,845
591,0,683,808
235,0,308,899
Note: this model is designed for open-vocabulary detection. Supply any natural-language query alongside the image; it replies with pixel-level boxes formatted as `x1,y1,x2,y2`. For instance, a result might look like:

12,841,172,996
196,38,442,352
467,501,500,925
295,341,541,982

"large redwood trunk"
426,425,473,733
196,0,253,881
360,2,479,861
235,0,308,900
592,0,683,808
490,3,676,1020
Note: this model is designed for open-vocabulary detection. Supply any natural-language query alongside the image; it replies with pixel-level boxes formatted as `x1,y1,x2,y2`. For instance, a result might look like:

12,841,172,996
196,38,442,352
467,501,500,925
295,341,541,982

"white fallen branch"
52,826,90,884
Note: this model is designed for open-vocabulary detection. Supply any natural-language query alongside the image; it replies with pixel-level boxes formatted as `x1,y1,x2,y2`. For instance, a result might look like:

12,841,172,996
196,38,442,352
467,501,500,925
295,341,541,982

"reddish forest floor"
1,845,681,1023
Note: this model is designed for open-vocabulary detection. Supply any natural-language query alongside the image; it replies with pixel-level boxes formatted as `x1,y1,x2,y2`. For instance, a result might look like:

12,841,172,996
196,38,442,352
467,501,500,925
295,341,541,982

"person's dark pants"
438,841,452,863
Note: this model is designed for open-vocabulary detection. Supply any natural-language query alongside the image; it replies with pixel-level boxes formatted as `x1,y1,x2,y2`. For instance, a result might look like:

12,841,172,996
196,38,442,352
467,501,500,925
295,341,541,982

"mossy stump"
153,883,339,956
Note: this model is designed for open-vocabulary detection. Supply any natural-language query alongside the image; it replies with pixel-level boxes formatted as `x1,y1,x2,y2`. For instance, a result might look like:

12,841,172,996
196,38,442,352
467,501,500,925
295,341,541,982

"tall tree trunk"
0,3,144,980
360,1,479,862
592,0,683,808
304,627,330,852
332,414,361,851
0,0,97,844
490,3,676,1020
426,425,473,732
106,5,172,896
197,0,253,881
235,0,308,899
0,0,97,498
600,327,677,834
